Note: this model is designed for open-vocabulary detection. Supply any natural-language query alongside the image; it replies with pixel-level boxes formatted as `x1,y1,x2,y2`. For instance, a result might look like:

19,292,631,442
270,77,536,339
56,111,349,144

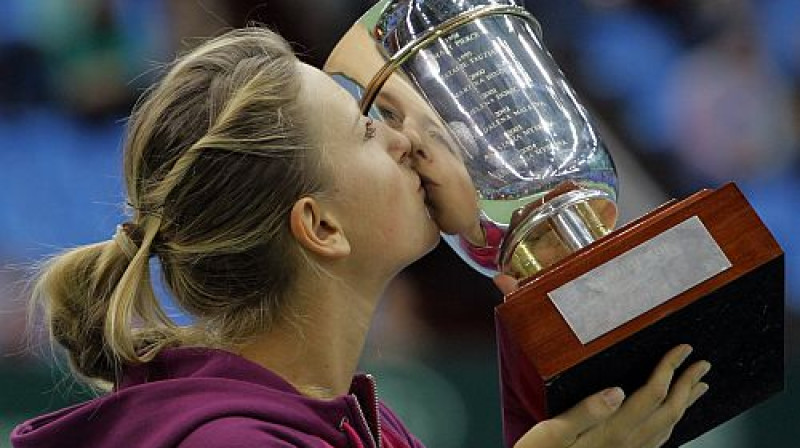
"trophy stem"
551,207,596,251
502,189,617,279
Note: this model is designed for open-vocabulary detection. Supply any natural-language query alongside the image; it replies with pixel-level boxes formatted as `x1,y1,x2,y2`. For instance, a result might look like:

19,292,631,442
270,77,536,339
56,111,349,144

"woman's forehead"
297,62,361,139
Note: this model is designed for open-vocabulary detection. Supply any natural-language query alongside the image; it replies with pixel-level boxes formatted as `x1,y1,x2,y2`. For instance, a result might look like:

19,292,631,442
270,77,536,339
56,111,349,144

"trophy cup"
325,1,784,446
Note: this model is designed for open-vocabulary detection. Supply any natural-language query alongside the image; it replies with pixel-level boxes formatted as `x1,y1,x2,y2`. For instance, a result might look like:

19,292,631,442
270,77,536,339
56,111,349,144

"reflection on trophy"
326,0,617,279
326,1,784,447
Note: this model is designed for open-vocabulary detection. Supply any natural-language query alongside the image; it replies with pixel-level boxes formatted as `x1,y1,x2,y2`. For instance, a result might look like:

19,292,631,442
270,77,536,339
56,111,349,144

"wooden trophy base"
495,183,784,448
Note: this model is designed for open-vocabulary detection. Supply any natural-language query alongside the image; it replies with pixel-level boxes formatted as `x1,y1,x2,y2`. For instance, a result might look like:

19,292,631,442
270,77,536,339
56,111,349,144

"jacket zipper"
351,374,382,448
365,374,382,448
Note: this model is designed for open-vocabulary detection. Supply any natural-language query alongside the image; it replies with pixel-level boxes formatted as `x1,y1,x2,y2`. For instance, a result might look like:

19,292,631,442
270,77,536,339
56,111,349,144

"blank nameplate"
548,216,732,344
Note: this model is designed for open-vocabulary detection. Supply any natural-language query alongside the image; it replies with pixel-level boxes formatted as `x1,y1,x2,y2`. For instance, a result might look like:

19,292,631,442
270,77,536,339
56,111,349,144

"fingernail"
689,383,710,407
679,345,694,364
697,361,712,380
602,387,625,409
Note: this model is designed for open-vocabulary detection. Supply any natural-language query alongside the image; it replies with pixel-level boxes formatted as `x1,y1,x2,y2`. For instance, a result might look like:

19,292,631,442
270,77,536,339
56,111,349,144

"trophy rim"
323,0,542,114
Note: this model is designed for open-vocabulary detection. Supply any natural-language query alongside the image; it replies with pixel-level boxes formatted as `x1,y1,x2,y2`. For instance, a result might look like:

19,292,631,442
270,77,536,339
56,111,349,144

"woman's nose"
400,126,431,162
385,124,413,161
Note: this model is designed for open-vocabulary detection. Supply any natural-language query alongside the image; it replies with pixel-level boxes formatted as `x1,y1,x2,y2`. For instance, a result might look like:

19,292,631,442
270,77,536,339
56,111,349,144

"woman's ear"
289,197,351,259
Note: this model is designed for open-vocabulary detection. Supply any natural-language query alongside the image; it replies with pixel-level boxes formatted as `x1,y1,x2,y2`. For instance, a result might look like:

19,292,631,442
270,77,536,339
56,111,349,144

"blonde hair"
32,28,326,388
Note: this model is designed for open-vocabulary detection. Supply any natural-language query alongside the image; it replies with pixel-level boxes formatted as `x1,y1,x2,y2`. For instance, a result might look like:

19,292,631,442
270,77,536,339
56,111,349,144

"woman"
11,28,710,448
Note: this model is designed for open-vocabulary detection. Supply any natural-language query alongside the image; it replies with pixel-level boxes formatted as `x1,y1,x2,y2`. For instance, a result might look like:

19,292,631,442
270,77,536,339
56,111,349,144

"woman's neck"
235,275,383,400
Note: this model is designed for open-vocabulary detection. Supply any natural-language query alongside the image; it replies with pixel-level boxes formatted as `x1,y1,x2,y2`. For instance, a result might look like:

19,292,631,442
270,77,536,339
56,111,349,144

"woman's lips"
418,176,438,208
418,174,439,189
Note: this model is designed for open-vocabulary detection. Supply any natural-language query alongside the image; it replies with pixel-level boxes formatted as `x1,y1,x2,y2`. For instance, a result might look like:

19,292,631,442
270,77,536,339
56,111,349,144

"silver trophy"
325,4,786,447
325,0,618,279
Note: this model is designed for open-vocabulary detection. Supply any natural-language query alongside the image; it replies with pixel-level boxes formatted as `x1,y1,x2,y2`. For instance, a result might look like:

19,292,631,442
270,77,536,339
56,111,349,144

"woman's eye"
428,128,461,157
377,106,402,129
427,129,447,144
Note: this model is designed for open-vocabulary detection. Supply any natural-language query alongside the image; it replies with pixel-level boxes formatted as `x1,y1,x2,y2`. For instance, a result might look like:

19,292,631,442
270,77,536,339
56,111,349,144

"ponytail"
30,27,324,388
32,217,178,388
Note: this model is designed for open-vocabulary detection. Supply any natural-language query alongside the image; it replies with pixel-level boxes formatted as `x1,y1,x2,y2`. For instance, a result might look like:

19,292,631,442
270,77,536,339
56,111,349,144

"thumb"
493,274,519,295
514,387,625,448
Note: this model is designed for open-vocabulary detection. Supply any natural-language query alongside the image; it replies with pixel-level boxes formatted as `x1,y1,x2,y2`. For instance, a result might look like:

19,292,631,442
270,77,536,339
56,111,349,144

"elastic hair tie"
126,201,164,219
113,222,144,260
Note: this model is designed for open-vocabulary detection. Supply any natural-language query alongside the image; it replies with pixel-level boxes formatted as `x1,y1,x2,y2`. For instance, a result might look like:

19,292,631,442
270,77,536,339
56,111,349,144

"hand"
497,276,711,448
493,273,519,295
513,344,711,448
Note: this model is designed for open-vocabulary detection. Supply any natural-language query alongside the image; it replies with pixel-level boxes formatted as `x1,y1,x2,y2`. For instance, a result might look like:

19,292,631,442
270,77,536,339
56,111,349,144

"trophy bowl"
324,0,618,279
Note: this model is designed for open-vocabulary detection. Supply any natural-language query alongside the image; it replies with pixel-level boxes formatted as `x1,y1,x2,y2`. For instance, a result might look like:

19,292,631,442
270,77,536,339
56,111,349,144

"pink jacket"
11,347,426,448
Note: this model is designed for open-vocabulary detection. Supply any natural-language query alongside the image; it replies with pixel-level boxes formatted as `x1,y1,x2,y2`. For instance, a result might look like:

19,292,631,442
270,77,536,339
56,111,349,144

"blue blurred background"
0,0,797,447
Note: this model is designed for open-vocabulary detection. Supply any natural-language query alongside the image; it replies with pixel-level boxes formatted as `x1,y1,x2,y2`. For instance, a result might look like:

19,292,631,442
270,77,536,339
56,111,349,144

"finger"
628,361,711,446
614,345,693,423
543,180,579,202
557,387,626,435
514,387,625,448
688,382,710,407
662,360,711,413
642,363,711,435
638,382,710,448
640,428,673,448
493,274,519,295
